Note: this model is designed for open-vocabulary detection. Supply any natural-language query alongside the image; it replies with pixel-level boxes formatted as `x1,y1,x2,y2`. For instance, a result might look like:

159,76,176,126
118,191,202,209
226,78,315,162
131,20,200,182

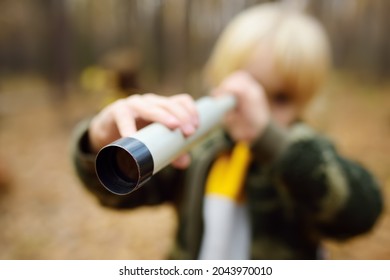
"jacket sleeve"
251,121,383,239
71,119,184,209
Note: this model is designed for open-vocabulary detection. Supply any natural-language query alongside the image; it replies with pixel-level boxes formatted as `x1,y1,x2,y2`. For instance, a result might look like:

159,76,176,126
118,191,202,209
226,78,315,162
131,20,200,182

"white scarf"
198,142,252,260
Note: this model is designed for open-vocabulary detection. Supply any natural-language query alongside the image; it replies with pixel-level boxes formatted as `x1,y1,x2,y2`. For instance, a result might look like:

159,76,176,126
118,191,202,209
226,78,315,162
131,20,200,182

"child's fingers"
111,100,137,137
108,93,200,141
171,154,191,169
125,95,182,129
170,94,199,127
144,94,197,136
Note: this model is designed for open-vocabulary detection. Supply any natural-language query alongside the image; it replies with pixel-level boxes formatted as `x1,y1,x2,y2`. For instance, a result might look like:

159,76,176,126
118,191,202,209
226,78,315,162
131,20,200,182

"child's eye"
271,92,293,105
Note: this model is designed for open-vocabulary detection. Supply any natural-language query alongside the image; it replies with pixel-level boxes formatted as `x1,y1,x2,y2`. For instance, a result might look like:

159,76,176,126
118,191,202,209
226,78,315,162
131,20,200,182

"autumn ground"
0,72,389,259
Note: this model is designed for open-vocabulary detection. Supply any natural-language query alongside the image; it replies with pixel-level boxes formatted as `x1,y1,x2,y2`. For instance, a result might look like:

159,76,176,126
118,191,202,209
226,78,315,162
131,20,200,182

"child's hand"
212,71,270,143
88,93,199,169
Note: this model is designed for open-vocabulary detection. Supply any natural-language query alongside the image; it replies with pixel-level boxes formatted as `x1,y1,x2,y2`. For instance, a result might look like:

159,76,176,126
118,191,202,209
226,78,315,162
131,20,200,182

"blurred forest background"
0,0,389,259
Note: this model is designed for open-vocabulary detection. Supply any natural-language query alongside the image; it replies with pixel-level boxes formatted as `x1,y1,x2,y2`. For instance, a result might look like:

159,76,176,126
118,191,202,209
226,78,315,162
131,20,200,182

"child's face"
243,44,299,127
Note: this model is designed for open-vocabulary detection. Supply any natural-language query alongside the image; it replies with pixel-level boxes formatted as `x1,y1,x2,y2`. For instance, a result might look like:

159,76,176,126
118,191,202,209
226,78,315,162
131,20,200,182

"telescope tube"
95,96,236,195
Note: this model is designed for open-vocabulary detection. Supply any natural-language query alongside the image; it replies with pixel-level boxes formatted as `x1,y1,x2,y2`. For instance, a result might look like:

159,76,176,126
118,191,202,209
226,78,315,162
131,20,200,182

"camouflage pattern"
72,120,383,259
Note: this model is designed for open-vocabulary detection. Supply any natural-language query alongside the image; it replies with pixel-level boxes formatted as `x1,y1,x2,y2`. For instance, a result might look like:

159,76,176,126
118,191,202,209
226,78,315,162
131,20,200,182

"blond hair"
204,2,331,105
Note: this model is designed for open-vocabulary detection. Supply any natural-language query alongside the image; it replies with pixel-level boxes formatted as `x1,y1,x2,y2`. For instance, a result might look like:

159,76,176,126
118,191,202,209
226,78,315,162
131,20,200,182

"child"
72,2,383,259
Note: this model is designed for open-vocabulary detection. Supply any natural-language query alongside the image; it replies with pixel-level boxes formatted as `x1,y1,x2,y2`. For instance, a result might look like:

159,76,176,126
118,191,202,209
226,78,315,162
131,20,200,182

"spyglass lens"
113,148,139,183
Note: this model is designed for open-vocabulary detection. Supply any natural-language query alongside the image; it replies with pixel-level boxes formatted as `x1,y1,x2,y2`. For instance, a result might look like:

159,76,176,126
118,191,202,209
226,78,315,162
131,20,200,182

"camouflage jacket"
72,120,383,259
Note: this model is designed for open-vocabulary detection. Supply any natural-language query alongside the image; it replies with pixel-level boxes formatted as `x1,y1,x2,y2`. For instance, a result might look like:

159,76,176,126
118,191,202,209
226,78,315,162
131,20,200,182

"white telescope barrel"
95,95,236,195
